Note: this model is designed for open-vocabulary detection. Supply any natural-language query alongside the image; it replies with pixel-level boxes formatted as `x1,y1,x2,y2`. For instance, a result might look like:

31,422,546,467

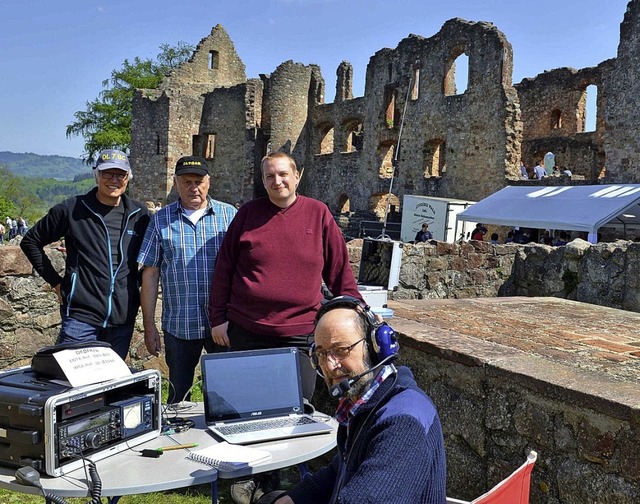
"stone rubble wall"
4,238,638,370
346,238,640,315
397,333,640,503
0,245,163,374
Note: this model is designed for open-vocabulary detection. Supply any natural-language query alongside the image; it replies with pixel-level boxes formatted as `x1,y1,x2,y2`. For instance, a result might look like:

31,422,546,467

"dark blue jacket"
287,366,447,503
21,188,149,328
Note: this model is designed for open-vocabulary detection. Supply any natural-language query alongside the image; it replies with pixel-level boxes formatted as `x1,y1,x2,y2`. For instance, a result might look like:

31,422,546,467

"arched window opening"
337,194,350,214
423,139,446,177
444,49,469,96
344,120,364,153
317,123,334,155
368,192,400,220
585,84,598,132
551,109,563,130
378,142,395,179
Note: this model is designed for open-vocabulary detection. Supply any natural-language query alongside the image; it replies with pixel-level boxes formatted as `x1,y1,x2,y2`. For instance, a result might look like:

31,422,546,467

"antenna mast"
378,65,415,241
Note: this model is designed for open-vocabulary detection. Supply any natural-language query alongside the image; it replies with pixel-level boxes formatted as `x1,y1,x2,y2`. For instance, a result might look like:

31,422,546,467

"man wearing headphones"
268,296,447,504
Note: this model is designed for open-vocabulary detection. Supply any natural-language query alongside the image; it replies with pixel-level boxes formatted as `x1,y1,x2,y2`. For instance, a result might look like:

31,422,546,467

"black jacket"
21,188,150,328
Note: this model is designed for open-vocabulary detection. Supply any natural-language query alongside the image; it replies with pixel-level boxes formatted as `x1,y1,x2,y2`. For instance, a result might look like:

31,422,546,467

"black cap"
175,156,209,176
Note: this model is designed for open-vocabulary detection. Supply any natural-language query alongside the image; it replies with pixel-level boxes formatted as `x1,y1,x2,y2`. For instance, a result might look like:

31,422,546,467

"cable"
15,462,102,504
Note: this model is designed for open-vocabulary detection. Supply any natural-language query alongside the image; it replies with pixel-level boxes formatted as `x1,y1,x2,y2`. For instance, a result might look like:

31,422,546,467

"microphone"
329,355,397,399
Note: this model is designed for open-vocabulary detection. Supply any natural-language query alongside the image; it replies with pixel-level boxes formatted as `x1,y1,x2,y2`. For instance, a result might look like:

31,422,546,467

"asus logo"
250,411,262,417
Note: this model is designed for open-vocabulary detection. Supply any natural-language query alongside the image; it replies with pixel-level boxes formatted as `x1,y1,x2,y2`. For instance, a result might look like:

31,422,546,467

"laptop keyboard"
216,416,317,435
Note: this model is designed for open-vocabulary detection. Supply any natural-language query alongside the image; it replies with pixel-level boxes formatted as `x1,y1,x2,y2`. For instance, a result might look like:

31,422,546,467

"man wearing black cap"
21,149,150,359
138,156,237,403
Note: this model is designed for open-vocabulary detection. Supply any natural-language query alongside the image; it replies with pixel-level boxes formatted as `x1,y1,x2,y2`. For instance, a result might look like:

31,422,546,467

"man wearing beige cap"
21,149,150,359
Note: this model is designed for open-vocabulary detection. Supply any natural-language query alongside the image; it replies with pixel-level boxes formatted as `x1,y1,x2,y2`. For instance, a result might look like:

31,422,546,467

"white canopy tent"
457,185,640,243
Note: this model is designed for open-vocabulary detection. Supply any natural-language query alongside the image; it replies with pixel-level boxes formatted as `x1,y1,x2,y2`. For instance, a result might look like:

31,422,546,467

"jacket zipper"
81,200,140,327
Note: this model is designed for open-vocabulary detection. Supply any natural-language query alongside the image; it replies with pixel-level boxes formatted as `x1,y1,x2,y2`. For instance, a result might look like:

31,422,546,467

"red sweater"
209,196,361,337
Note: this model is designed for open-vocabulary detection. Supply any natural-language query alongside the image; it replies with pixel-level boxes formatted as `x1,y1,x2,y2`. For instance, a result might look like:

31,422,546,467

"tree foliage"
0,163,95,224
66,42,194,164
0,151,87,180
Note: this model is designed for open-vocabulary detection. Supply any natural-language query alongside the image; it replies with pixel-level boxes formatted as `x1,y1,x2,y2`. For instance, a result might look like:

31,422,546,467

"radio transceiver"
0,367,161,476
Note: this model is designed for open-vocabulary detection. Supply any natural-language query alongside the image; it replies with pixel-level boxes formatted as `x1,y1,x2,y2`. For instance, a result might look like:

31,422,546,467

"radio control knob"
85,433,102,449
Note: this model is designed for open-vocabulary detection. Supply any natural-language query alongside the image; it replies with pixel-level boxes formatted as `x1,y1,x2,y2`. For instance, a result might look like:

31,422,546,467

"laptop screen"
201,348,304,423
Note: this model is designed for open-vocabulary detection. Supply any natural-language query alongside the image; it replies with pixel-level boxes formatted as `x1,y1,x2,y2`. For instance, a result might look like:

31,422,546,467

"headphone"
309,295,399,376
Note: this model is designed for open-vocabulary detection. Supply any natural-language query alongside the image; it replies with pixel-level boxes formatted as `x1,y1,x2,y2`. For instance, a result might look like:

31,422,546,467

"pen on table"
156,443,199,452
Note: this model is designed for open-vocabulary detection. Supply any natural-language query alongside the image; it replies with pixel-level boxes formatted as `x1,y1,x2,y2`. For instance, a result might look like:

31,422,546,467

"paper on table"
187,442,272,471
53,347,131,387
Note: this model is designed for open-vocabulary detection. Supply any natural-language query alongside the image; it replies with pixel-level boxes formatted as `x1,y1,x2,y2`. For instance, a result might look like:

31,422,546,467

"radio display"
65,410,111,436
122,402,142,429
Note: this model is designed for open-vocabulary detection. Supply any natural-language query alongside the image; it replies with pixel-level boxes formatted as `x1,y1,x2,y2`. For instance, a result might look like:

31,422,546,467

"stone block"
0,246,32,276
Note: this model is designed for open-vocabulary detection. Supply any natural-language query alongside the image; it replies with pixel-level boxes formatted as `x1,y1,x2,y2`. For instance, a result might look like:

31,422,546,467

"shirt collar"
334,364,395,425
177,197,213,215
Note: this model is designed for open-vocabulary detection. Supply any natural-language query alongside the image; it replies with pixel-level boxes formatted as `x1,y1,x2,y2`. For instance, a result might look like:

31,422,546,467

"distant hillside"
0,151,90,180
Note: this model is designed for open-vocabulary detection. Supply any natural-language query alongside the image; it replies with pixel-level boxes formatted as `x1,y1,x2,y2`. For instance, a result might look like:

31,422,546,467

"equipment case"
0,367,161,476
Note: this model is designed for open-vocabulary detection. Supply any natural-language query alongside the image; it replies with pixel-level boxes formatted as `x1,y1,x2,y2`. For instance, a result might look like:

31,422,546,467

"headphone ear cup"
373,324,400,361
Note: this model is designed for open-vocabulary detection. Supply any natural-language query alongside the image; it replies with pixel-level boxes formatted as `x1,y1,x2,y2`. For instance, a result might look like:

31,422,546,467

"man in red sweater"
209,151,362,400
210,151,363,503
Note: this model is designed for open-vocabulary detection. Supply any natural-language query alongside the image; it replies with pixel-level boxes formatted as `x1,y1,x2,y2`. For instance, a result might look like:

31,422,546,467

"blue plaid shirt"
137,198,236,340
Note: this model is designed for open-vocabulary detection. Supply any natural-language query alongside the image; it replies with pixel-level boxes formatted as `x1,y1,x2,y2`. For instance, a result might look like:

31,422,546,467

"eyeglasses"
100,171,128,181
311,338,365,365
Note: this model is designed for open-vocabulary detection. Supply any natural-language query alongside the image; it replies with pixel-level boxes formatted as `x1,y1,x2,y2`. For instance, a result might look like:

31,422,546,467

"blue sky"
0,0,631,159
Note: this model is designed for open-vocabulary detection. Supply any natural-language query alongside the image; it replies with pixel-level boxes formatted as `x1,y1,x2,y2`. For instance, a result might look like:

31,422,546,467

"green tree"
0,165,36,221
66,42,194,164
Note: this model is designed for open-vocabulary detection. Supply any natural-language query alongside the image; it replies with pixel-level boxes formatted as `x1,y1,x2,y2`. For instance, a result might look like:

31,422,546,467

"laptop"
201,347,333,444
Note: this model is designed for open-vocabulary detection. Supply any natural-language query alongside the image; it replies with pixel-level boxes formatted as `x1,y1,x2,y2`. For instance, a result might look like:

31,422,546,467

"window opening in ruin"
444,49,469,96
205,133,216,159
262,139,272,157
585,84,598,132
317,123,334,155
551,109,563,130
423,139,446,177
411,66,420,100
378,142,395,179
388,63,393,82
209,50,220,70
344,120,364,153
384,87,396,128
368,192,400,221
337,193,350,214
192,135,202,157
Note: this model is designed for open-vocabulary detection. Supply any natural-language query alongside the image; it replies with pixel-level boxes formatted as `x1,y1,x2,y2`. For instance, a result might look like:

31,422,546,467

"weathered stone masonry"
131,1,640,221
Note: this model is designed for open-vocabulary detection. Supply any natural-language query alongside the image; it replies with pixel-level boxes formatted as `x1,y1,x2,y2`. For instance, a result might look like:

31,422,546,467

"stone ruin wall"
515,62,613,180
302,19,521,215
269,61,320,162
200,82,261,204
605,0,640,183
130,24,247,204
129,1,640,224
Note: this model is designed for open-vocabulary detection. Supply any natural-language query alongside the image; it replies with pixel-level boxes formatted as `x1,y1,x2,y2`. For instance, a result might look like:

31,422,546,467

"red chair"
447,451,537,504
